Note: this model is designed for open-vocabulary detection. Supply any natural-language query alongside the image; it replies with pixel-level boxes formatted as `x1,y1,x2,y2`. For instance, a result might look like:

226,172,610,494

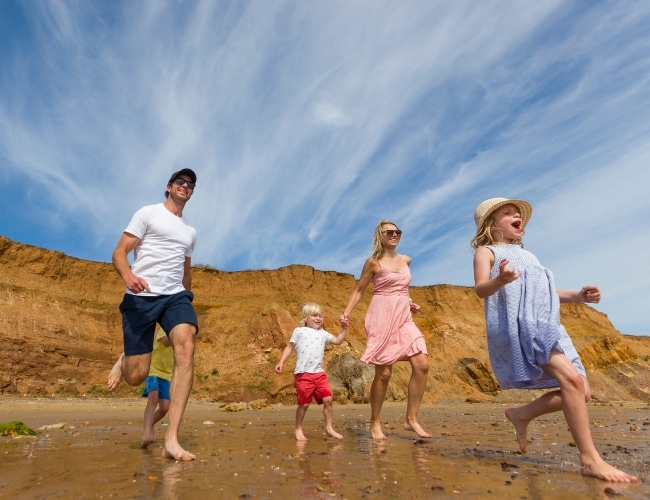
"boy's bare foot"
581,459,638,483
140,429,157,448
505,407,529,452
404,420,431,438
162,442,196,461
107,354,124,391
370,421,387,440
294,429,308,442
326,427,343,440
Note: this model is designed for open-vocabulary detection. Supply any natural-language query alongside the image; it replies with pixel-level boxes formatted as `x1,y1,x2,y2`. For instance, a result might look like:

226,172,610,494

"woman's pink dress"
360,264,428,365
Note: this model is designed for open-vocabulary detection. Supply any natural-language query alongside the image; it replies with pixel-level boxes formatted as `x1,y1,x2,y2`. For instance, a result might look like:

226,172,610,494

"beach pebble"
37,423,66,430
203,421,215,425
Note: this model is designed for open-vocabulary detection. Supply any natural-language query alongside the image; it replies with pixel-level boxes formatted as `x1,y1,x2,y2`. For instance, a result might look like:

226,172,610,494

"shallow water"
1,399,648,499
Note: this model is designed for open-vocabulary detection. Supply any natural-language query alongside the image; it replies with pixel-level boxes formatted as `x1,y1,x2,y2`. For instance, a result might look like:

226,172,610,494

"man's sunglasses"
383,229,402,237
173,178,196,190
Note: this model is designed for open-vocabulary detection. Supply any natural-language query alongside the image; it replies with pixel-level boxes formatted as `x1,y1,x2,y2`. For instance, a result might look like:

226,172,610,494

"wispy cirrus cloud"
0,1,649,333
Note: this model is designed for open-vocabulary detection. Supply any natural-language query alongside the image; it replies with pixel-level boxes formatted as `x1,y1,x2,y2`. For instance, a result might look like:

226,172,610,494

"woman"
341,220,430,440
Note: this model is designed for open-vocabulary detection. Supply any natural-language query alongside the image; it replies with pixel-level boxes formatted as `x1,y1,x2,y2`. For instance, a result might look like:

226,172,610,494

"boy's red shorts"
294,372,332,405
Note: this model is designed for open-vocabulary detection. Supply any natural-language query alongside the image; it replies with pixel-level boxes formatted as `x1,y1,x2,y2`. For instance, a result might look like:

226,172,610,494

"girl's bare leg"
322,397,343,439
295,404,309,441
403,353,431,438
541,351,637,483
141,391,159,447
370,365,392,440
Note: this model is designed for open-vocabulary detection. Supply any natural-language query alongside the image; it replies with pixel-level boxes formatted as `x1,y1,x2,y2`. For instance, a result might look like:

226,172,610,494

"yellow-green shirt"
148,328,174,381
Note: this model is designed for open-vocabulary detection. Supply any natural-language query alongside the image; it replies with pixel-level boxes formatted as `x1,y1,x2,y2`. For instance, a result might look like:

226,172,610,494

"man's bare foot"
107,354,124,391
140,429,157,448
294,429,308,442
581,459,638,483
370,421,387,440
505,407,529,452
404,420,431,438
162,442,196,461
326,427,343,440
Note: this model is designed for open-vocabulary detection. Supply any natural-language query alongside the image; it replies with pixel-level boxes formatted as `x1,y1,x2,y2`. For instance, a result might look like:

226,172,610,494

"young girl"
472,197,637,483
275,303,348,441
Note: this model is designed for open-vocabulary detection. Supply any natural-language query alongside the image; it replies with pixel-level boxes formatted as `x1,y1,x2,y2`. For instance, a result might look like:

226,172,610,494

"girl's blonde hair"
300,303,324,328
372,220,400,260
470,209,524,249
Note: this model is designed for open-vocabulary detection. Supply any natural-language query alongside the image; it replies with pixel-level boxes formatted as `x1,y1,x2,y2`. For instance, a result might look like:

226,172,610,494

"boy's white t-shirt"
290,327,334,374
124,203,197,296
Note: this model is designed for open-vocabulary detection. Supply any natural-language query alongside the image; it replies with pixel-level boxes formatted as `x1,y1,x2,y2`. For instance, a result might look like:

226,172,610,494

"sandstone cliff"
1,236,649,403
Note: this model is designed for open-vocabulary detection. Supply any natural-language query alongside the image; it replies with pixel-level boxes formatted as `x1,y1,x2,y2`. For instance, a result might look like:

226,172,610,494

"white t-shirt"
124,203,197,296
289,327,334,374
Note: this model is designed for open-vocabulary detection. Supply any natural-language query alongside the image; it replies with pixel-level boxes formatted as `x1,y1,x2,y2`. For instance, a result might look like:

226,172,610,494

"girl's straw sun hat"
474,198,533,233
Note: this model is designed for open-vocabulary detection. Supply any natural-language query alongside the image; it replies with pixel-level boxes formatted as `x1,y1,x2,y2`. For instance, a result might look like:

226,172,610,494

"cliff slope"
1,236,649,403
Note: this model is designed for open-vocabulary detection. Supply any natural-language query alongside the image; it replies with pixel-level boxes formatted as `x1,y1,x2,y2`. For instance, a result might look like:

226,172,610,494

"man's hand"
124,273,151,294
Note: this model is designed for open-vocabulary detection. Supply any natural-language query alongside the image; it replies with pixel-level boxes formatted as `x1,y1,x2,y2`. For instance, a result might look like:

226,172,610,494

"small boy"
275,303,348,441
141,328,173,448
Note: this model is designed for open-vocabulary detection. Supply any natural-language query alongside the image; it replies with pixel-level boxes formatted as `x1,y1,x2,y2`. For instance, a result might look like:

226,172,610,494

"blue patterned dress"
484,244,586,389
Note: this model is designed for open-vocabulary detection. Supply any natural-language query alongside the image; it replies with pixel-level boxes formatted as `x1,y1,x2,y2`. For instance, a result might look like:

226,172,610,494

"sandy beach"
1,398,648,499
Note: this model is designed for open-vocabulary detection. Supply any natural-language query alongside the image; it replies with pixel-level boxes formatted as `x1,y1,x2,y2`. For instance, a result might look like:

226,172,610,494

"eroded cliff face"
1,236,649,403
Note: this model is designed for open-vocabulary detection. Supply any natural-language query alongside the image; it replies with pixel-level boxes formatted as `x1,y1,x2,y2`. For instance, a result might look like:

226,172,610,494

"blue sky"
1,1,649,335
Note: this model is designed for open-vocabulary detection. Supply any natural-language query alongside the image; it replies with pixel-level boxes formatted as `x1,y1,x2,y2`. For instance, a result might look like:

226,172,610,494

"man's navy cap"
168,168,197,184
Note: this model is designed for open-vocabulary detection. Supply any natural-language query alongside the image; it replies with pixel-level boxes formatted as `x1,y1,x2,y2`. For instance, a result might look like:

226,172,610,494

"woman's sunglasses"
383,229,402,237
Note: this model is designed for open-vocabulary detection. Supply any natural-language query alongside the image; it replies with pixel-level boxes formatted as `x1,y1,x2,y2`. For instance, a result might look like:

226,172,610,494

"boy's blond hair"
300,303,324,328
372,220,400,260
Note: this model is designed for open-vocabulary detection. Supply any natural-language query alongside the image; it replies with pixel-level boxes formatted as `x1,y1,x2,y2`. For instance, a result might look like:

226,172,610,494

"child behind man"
275,303,348,441
141,328,173,448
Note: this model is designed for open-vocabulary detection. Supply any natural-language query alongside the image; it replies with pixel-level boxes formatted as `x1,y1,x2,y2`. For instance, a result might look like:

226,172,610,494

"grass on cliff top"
0,421,37,437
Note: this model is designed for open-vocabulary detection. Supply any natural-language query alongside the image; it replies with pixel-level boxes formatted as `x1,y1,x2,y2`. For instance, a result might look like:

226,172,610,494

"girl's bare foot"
581,459,638,483
294,429,308,442
140,429,157,448
162,443,196,461
107,354,124,391
326,427,343,439
370,421,387,440
505,407,529,452
403,421,431,438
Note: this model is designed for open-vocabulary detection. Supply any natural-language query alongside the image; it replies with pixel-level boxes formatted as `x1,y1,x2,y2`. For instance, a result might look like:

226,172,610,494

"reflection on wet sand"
0,399,648,499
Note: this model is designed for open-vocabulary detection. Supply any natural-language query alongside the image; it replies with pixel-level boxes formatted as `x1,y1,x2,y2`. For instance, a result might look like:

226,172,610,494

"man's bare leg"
108,352,150,390
322,397,342,439
403,353,431,438
295,404,309,442
370,365,392,440
162,323,197,461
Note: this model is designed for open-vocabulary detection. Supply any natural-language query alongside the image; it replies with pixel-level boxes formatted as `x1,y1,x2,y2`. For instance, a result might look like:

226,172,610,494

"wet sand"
1,399,648,499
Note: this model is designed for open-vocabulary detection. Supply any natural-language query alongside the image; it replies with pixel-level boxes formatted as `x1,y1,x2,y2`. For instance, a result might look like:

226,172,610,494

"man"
107,168,198,461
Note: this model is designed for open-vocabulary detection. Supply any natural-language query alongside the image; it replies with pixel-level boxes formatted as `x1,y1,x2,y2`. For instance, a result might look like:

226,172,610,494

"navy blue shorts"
119,290,198,356
142,376,171,400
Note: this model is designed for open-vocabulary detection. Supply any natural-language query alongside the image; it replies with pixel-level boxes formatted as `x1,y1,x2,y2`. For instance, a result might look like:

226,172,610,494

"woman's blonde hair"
470,209,524,249
300,303,324,328
372,220,400,260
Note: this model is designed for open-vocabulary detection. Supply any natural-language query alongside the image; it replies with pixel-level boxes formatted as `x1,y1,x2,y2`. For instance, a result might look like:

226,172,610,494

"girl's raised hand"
581,285,601,303
498,258,521,284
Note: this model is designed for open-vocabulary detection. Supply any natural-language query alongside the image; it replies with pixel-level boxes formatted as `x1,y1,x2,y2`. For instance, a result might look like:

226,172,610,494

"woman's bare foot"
294,429,308,442
140,429,157,448
326,427,343,440
581,459,638,483
162,443,196,461
403,420,431,438
107,354,124,391
505,407,529,452
370,421,387,440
